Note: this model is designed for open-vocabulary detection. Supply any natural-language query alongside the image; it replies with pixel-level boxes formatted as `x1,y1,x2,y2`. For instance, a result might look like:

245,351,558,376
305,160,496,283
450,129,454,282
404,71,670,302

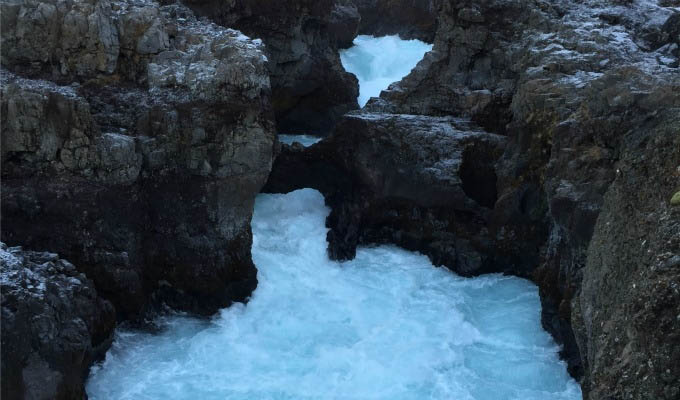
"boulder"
1,243,116,400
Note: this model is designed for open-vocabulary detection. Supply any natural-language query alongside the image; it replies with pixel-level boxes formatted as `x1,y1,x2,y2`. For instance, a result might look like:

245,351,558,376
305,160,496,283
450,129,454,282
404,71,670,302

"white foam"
340,35,432,107
86,189,581,400
278,134,322,147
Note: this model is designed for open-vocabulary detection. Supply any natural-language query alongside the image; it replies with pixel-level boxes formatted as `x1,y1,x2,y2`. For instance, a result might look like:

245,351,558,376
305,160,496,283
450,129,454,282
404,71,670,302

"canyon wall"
181,0,361,134
1,0,279,396
1,0,276,320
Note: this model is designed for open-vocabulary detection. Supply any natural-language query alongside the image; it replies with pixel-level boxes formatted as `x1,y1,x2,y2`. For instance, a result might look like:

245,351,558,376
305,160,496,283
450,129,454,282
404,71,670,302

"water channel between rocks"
87,35,581,400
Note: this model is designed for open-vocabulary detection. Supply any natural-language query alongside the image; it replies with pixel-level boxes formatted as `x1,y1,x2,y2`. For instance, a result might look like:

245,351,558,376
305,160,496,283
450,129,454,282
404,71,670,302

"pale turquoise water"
87,189,581,400
278,134,322,147
340,35,432,107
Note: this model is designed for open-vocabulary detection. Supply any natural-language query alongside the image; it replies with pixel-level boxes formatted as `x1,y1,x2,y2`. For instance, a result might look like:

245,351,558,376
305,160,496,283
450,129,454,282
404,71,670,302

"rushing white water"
340,35,432,107
87,189,581,400
278,134,322,147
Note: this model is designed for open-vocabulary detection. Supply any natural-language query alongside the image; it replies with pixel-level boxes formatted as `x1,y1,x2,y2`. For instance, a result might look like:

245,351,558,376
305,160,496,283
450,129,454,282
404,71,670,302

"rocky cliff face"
1,244,116,400
264,0,680,397
181,0,360,134
1,0,276,320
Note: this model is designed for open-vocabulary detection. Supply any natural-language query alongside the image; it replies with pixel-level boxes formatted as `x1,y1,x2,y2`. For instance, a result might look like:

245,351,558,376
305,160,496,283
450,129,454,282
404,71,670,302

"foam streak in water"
278,134,322,147
87,189,581,400
340,35,432,107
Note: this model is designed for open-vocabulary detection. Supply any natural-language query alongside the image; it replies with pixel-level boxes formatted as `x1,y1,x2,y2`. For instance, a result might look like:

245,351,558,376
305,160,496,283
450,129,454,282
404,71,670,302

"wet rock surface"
1,243,116,400
181,0,360,134
264,0,680,397
1,0,276,320
264,113,507,277
573,109,680,400
353,0,442,41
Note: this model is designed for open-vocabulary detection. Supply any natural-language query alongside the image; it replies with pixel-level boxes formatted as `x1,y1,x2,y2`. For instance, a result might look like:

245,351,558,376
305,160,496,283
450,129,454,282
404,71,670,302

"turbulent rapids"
86,189,580,399
340,35,432,107
85,36,581,400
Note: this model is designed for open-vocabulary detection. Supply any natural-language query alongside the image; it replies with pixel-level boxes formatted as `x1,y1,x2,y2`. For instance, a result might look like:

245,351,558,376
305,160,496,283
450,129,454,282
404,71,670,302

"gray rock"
1,243,116,400
1,0,276,321
182,0,360,134
263,112,506,275
352,0,442,41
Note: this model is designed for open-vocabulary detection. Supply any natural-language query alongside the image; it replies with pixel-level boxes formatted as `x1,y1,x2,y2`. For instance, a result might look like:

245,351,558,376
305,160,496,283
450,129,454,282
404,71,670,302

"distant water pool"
278,134,322,147
87,189,581,400
340,35,432,107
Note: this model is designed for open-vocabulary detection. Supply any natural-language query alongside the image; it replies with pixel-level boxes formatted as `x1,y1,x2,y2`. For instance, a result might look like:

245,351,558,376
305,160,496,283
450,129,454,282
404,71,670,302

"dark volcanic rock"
181,0,360,134
573,108,680,400
353,0,442,42
369,1,680,390
1,243,116,400
1,0,276,320
264,112,507,276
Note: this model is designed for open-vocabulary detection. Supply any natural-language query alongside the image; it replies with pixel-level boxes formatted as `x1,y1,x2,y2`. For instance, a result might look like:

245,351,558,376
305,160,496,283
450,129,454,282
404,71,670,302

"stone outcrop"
181,0,360,134
264,113,507,276
264,0,680,397
573,107,680,399
1,243,116,400
1,0,678,398
1,0,276,320
353,0,442,41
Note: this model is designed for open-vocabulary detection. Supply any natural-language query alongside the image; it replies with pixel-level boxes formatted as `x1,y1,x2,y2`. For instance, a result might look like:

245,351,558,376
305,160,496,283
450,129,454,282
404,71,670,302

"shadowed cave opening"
459,145,499,209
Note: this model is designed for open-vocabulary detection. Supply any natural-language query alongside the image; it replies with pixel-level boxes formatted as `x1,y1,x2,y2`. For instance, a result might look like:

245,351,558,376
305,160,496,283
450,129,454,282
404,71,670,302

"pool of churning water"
340,35,432,107
86,189,581,400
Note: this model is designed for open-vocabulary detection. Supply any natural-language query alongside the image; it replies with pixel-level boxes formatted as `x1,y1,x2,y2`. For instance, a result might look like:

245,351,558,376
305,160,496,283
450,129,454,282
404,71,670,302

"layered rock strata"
1,0,276,319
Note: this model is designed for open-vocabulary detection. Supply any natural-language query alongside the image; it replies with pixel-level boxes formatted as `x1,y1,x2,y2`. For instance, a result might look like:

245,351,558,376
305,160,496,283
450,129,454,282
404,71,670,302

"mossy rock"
671,191,680,206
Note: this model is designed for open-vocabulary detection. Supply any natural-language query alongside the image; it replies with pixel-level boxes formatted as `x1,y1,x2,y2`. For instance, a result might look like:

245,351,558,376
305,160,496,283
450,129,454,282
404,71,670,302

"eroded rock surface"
1,0,276,319
264,113,506,276
1,243,116,400
181,0,360,134
353,0,442,41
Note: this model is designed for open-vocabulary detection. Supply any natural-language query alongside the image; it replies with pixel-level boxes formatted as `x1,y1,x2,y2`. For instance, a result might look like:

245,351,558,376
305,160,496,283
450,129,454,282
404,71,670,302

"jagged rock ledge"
181,0,361,134
1,244,116,400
